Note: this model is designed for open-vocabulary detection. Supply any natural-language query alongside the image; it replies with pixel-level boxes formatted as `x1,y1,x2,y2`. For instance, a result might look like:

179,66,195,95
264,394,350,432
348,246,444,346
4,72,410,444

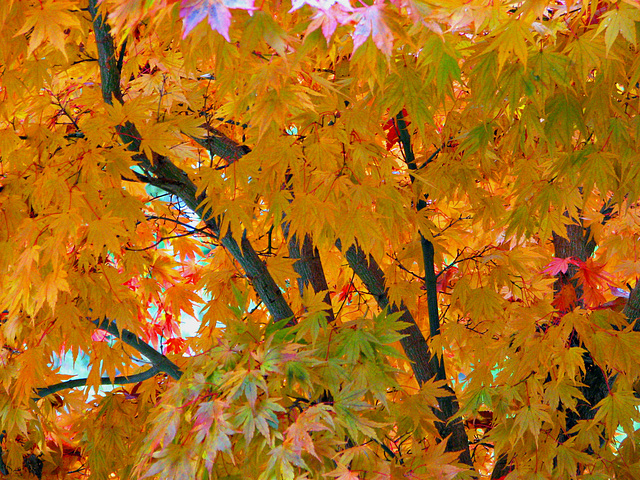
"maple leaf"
591,389,640,438
325,463,360,480
542,256,582,276
334,282,356,303
595,5,640,53
290,0,352,12
352,1,394,55
436,265,458,293
164,337,187,354
16,0,80,58
39,269,70,312
553,283,577,311
284,403,332,460
305,3,354,41
486,19,532,71
575,258,615,308
180,0,255,40
382,109,410,150
91,329,111,342
163,283,202,318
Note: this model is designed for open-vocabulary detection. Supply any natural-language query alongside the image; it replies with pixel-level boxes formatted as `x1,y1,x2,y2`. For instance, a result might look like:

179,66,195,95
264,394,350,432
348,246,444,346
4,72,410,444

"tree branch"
391,110,471,465
88,0,123,106
339,241,472,466
35,366,160,398
0,432,8,476
297,234,335,322
283,222,335,323
552,222,597,301
93,319,182,380
194,124,250,163
396,110,441,345
421,238,444,377
88,1,294,324
623,281,640,330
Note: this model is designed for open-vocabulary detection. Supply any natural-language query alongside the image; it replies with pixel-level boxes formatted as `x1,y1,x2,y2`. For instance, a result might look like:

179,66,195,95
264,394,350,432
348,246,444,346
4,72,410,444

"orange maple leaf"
553,283,577,311
575,258,614,308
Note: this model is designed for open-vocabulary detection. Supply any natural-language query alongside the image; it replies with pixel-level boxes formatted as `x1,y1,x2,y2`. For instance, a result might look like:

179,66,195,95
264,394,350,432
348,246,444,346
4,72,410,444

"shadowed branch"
88,0,294,324
35,366,160,398
93,318,182,380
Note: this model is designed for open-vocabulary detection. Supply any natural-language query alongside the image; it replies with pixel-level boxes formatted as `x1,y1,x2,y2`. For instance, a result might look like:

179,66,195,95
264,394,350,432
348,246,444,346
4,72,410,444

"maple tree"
1,0,640,478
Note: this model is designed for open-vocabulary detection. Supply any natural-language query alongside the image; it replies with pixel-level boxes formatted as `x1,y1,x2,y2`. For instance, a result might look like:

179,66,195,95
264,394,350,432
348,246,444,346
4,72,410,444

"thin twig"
125,228,210,251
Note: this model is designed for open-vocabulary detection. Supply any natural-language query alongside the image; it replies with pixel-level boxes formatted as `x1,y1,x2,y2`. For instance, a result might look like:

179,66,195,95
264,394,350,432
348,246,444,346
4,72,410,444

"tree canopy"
1,0,640,478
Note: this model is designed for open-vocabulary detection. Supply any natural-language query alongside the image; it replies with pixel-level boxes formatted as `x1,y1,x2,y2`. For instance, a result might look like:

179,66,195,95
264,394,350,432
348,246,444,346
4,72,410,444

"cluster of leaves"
1,0,640,479
136,292,457,480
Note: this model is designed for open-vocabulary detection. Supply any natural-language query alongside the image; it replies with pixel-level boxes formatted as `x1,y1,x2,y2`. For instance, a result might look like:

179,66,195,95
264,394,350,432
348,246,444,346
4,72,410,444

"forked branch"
88,0,294,324
93,318,182,380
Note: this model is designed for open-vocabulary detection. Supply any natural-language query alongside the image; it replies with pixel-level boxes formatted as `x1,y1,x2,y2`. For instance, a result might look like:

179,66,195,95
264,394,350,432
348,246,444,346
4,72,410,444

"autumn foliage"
2,0,640,478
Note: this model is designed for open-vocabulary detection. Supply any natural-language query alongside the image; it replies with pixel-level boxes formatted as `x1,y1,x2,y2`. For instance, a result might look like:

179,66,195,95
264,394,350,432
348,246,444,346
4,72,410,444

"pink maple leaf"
290,0,352,12
91,329,110,342
352,0,394,56
305,3,354,41
180,0,255,40
609,285,630,298
542,256,582,276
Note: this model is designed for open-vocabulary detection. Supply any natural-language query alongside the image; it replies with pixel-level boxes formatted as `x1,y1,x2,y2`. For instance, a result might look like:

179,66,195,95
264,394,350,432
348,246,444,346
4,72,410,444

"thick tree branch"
282,221,335,322
0,432,7,476
195,124,250,163
225,232,296,322
392,111,471,464
339,241,472,466
88,0,123,106
293,234,335,322
93,319,182,380
89,2,294,324
35,366,160,398
552,223,597,300
623,282,640,330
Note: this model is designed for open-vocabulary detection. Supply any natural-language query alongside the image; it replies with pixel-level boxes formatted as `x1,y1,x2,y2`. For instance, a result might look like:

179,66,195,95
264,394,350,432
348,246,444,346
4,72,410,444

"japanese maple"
1,0,640,479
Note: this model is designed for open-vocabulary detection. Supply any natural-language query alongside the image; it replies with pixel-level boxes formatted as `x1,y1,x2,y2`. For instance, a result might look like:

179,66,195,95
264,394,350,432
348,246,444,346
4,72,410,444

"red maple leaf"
382,109,410,151
575,258,614,308
542,256,582,276
165,337,187,354
334,283,356,303
552,283,577,311
436,266,458,293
